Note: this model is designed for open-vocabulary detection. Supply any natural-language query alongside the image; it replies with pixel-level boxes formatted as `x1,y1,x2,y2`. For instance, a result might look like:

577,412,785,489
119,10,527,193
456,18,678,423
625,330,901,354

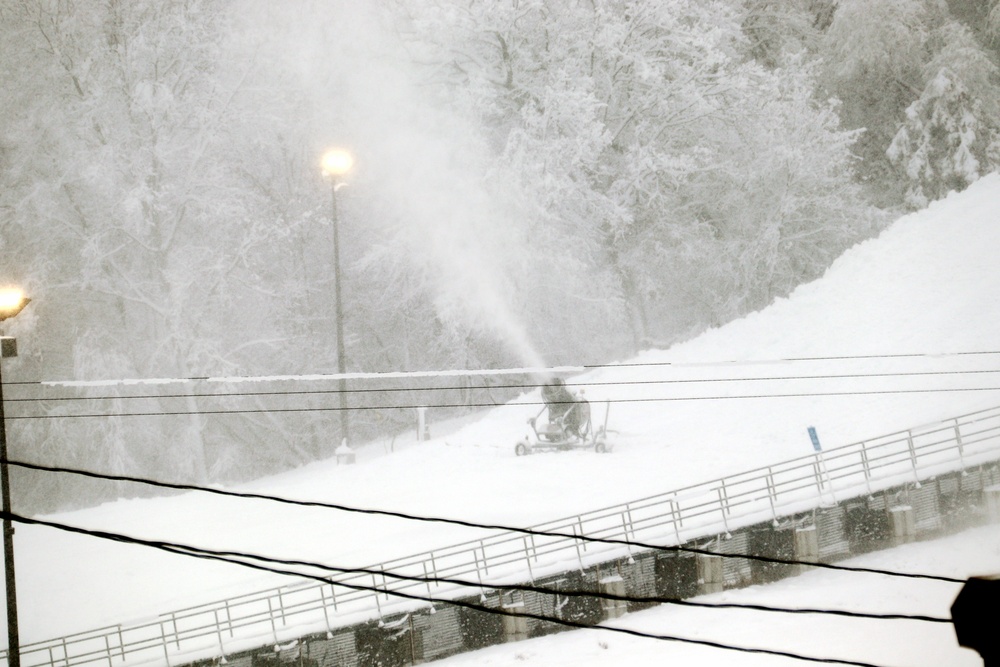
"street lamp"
321,149,354,460
0,287,30,667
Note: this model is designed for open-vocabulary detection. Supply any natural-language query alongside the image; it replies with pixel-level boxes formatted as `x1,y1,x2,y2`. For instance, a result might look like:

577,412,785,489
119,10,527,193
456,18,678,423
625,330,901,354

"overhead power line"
5,367,1000,405
8,459,964,584
6,385,1000,420
7,349,1000,388
10,511,922,667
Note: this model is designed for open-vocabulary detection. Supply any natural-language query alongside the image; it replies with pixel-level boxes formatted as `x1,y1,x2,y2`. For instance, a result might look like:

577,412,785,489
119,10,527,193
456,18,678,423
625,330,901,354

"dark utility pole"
0,348,17,667
330,180,351,448
0,289,29,667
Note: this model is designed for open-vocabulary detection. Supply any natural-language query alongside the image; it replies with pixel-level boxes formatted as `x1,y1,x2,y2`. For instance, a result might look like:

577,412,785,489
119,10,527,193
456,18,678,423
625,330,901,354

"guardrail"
10,404,1000,667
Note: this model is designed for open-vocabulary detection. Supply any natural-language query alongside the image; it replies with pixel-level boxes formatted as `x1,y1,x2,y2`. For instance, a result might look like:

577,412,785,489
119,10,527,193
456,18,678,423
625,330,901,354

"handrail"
7,404,1000,667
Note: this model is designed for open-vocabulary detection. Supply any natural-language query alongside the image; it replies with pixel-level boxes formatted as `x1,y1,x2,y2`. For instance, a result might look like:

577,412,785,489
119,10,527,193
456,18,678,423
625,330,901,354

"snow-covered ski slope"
10,173,1000,649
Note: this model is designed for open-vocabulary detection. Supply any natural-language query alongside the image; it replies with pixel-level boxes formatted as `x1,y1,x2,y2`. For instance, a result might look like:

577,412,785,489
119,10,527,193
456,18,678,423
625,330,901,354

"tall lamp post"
0,287,30,667
321,149,354,458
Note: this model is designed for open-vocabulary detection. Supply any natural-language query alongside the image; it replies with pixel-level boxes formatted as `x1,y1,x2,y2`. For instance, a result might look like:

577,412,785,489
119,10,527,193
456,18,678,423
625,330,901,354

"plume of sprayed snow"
240,0,547,368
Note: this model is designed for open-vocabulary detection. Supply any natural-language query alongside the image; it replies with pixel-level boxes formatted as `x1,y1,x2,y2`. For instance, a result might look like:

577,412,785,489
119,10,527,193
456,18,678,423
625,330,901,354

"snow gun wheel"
515,441,531,456
593,426,609,453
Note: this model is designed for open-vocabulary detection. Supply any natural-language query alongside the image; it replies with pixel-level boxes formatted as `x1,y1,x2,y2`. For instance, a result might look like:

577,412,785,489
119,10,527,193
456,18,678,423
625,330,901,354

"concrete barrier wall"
194,463,1000,667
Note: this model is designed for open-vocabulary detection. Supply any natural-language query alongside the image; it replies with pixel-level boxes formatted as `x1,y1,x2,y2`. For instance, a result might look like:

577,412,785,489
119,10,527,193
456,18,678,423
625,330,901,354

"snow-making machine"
514,378,612,455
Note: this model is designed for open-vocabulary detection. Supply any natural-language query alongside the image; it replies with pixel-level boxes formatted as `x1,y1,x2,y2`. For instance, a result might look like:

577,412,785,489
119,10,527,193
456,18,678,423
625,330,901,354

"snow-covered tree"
735,0,833,67
819,0,936,203
887,22,1000,207
0,0,316,500
391,0,882,343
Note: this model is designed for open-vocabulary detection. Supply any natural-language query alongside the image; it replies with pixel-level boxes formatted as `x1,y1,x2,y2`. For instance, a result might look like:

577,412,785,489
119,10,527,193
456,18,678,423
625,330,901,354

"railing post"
159,619,171,667
480,540,491,576
212,609,226,658
328,583,338,612
319,586,335,638
422,560,434,597
669,498,682,543
471,547,486,596
906,431,921,486
522,537,535,583
716,486,731,537
954,420,967,472
571,520,585,572
372,573,384,618
117,625,125,661
860,444,874,497
277,588,288,624
224,600,235,638
267,596,280,644
380,566,390,600
719,479,730,515
814,453,837,506
170,613,181,650
621,506,634,561
766,468,779,525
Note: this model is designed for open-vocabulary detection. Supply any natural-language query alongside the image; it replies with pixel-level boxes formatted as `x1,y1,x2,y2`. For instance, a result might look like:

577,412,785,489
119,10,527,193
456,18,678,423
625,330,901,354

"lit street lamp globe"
0,288,29,322
321,149,354,178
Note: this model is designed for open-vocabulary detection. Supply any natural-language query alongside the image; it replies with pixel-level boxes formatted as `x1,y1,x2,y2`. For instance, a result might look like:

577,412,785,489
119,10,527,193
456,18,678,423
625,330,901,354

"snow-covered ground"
9,173,1000,665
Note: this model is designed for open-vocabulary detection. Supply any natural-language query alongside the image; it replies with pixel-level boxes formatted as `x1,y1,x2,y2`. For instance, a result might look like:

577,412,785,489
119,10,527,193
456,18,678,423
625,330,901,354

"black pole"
331,182,351,447
0,353,19,667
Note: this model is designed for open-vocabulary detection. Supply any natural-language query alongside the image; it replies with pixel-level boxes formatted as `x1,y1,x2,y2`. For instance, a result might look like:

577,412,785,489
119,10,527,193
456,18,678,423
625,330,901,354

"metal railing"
10,404,1000,667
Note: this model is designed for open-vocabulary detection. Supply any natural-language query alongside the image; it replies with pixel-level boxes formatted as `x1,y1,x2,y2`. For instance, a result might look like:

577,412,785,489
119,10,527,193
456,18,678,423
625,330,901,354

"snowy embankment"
9,173,1000,660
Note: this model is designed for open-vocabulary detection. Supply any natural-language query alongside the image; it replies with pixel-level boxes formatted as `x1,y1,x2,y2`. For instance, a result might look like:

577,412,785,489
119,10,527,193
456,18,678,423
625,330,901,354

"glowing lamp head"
0,287,29,322
321,149,354,178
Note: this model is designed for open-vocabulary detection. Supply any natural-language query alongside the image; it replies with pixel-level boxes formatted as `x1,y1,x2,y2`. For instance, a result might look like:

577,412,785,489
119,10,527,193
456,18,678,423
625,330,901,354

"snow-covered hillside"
10,173,1000,651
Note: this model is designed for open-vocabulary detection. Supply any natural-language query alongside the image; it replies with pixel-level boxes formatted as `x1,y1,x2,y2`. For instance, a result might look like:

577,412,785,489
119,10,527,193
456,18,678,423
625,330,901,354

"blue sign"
808,426,822,452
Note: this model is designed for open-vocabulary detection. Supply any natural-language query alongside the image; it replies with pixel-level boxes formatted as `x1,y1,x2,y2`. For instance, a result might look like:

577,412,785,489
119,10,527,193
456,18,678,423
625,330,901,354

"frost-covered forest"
2,0,999,512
